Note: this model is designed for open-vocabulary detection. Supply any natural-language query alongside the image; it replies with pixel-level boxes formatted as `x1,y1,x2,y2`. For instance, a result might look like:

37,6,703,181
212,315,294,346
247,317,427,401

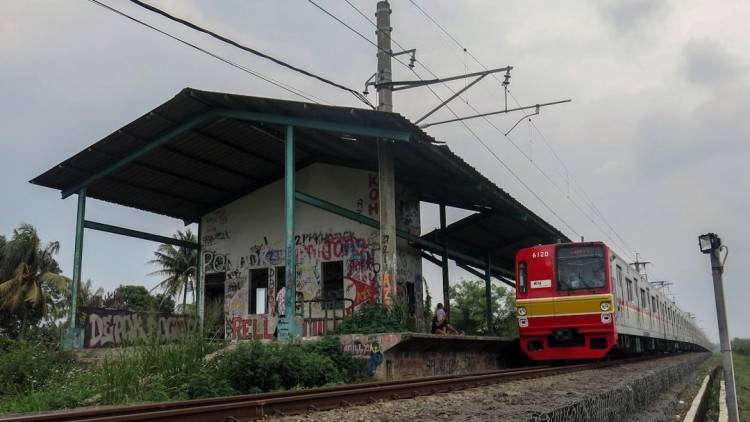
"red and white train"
515,242,711,361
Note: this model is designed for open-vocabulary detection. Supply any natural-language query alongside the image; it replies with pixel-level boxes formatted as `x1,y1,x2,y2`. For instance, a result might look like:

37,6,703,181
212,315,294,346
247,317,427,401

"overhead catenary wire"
87,0,328,105
317,0,583,238
126,0,374,109
407,0,638,261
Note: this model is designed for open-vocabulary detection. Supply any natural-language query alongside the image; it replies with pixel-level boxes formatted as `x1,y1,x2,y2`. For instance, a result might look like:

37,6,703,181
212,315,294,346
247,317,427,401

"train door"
615,265,632,330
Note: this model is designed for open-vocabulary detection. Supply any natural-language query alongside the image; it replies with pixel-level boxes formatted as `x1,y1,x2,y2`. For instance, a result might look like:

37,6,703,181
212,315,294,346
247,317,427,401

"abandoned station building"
31,88,566,347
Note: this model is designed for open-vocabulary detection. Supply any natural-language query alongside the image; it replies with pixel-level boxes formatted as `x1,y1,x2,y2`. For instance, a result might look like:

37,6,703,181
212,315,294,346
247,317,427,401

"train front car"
515,242,616,361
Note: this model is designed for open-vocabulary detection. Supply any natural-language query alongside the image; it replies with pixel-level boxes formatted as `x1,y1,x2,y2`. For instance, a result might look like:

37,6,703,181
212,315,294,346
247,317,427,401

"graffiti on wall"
229,315,277,340
200,166,425,338
340,334,398,375
81,308,196,348
228,316,338,340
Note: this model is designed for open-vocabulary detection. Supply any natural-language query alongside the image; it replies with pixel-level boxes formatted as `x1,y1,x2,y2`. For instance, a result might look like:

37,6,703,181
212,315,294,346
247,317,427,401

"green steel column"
280,125,299,340
196,221,204,327
66,188,86,349
485,253,493,335
439,204,450,315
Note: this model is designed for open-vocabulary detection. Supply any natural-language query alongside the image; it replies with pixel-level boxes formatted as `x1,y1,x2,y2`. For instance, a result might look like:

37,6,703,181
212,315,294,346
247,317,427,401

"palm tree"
147,229,197,313
0,224,69,334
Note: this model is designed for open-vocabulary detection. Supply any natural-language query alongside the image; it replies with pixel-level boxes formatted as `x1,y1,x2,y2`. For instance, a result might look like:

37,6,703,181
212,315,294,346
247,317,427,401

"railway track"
0,357,656,422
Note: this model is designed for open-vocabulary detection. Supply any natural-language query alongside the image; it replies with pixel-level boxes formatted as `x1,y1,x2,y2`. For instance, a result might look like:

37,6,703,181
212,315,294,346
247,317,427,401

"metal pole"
709,247,739,422
439,204,450,315
281,125,298,340
485,253,493,335
196,222,204,327
66,188,86,349
376,0,397,305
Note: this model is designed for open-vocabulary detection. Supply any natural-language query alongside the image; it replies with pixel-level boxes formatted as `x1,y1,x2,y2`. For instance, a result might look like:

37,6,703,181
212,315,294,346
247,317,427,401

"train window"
640,289,647,310
556,245,605,290
626,279,634,303
651,296,657,313
518,261,527,293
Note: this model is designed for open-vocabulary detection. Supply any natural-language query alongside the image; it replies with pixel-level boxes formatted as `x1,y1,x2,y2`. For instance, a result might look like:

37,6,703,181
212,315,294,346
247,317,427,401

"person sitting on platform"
431,303,460,335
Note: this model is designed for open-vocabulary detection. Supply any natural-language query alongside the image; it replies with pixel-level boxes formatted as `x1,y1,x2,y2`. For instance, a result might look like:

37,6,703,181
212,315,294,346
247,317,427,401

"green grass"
734,352,750,421
0,335,366,416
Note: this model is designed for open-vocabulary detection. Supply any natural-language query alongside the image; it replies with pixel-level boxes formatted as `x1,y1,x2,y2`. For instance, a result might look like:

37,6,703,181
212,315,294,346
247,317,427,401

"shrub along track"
0,357,665,422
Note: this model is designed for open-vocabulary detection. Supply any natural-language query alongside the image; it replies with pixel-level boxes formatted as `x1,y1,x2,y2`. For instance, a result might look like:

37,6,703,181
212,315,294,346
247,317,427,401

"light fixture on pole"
698,232,721,254
698,232,738,422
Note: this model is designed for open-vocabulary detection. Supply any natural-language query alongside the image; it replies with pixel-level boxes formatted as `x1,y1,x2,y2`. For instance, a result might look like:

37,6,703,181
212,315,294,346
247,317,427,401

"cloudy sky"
2,1,748,341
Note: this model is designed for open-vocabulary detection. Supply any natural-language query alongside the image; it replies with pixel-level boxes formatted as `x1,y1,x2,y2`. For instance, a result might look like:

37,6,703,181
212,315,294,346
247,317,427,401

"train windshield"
556,245,606,291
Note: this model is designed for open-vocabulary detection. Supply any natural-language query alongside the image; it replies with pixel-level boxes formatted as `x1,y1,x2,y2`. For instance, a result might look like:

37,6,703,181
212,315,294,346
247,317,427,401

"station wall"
199,163,423,340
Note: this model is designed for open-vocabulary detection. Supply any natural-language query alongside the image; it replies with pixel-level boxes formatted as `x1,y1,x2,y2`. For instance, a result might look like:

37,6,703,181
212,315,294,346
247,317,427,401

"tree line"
0,224,198,340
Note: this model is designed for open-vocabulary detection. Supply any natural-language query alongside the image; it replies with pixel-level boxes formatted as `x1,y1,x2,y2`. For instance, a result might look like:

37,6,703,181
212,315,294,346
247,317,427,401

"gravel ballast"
269,353,709,422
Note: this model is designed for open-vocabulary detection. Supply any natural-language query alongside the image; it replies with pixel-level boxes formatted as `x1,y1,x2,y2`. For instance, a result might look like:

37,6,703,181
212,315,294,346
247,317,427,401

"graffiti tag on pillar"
368,172,379,216
383,272,393,305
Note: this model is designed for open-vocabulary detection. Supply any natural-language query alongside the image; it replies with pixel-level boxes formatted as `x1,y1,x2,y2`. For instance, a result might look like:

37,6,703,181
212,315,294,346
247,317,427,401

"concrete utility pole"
699,232,738,422
710,246,738,420
376,0,398,305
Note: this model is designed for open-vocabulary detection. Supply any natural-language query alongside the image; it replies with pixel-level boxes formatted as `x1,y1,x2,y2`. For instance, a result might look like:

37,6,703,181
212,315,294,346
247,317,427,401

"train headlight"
600,301,611,311
517,307,527,316
518,317,528,327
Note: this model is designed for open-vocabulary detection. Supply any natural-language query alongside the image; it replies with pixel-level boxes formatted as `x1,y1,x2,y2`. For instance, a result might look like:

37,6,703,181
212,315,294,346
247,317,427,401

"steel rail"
0,366,545,422
0,356,666,422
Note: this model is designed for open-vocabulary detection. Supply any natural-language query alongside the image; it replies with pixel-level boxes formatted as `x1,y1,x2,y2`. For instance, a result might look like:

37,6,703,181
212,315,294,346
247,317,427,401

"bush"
214,337,366,394
0,333,222,413
0,338,74,398
333,303,416,334
302,336,365,382
732,338,750,356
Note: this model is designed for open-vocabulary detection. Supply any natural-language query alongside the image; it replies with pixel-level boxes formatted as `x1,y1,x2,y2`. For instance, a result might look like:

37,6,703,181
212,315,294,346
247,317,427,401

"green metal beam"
61,112,220,198
65,188,86,349
440,204,451,316
485,254,493,334
196,222,204,326
294,190,514,278
83,220,199,249
62,108,411,199
455,263,515,288
216,109,412,142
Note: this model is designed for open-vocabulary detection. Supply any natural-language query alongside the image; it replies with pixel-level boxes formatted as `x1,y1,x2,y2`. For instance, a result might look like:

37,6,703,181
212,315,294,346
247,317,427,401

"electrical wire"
126,0,374,109
407,0,638,260
319,0,582,238
87,0,327,104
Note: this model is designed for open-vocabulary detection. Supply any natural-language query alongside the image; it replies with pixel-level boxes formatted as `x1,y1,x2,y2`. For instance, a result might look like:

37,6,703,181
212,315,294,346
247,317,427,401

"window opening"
249,268,269,314
321,261,344,309
275,266,286,291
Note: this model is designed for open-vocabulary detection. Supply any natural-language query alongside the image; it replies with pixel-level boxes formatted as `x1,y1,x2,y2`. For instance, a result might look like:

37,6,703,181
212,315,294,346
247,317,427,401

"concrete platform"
337,332,520,381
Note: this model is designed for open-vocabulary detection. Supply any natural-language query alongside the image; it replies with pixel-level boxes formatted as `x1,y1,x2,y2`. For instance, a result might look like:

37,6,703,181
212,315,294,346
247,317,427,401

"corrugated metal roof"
31,88,569,264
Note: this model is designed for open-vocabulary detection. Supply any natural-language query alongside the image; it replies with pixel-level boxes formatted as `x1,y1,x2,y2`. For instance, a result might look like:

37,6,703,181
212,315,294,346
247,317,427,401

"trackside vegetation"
0,335,366,415
732,338,750,420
